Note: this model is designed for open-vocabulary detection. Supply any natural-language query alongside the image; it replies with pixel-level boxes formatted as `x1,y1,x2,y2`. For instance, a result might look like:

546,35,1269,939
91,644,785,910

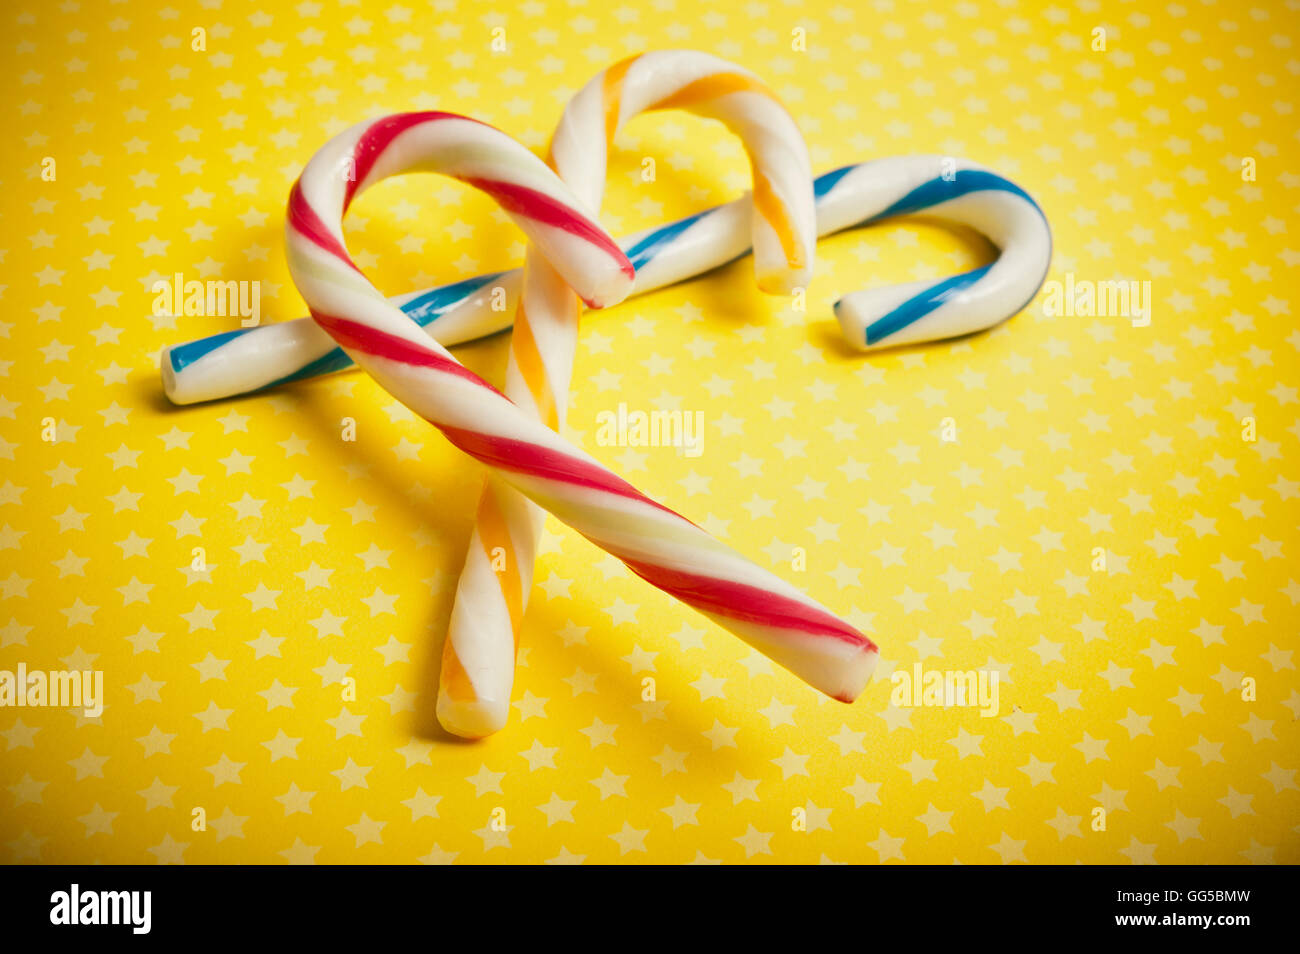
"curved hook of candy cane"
553,49,816,292
158,157,1050,403
816,155,1053,351
287,112,878,710
438,50,819,738
286,111,634,314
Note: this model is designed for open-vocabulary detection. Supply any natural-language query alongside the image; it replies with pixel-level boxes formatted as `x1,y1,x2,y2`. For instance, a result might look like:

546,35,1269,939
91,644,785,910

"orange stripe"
649,73,804,271
441,483,527,704
645,71,776,112
476,482,524,643
751,166,805,271
601,54,639,145
439,639,477,703
510,299,559,430
543,53,638,169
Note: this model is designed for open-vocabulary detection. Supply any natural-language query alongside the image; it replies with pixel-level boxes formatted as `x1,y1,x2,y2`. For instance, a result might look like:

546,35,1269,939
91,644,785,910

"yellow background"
2,0,1297,864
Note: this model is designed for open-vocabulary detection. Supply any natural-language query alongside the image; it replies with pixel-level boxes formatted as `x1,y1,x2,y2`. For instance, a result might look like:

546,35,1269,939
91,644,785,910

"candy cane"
161,156,1050,404
287,110,880,713
440,50,816,737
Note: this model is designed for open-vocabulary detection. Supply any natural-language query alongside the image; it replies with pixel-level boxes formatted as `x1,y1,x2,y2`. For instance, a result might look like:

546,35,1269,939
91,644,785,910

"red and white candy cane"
286,110,879,716
441,51,816,737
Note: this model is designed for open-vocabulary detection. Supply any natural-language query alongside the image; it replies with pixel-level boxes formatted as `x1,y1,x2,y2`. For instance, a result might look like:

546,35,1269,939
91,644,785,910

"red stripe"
344,111,479,209
342,112,631,283
440,426,678,516
312,313,869,654
288,180,361,273
624,558,877,649
311,311,672,513
311,310,504,396
442,417,865,649
309,313,865,648
462,176,635,282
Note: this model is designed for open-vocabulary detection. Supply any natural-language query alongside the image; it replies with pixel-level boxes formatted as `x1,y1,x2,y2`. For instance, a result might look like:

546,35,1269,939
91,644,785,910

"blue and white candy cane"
160,155,1051,405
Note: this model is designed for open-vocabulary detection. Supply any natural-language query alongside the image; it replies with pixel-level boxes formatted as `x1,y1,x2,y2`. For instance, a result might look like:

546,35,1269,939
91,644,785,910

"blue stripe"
840,168,1047,343
266,345,356,387
400,272,504,328
626,164,862,270
813,164,857,199
266,272,506,390
168,329,251,374
172,272,505,390
867,169,1039,224
864,265,991,345
623,211,710,271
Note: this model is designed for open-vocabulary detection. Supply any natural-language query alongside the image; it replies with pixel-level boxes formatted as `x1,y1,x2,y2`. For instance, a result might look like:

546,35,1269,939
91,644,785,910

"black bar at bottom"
0,864,1287,940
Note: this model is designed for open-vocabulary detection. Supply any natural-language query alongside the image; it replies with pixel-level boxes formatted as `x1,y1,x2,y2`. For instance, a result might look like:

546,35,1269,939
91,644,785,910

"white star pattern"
0,0,1296,865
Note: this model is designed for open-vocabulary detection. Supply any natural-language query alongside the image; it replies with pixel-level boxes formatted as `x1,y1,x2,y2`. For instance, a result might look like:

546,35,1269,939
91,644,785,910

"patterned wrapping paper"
1,0,1297,864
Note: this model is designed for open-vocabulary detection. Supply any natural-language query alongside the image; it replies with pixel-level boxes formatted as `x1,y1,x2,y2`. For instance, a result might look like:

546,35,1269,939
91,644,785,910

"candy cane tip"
752,624,878,703
437,695,510,740
829,645,879,703
753,251,814,294
578,269,636,310
159,348,180,401
755,272,804,297
830,297,874,351
579,292,616,310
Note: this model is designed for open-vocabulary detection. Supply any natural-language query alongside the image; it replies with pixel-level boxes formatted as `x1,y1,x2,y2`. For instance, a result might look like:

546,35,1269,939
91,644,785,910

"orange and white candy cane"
439,51,817,737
